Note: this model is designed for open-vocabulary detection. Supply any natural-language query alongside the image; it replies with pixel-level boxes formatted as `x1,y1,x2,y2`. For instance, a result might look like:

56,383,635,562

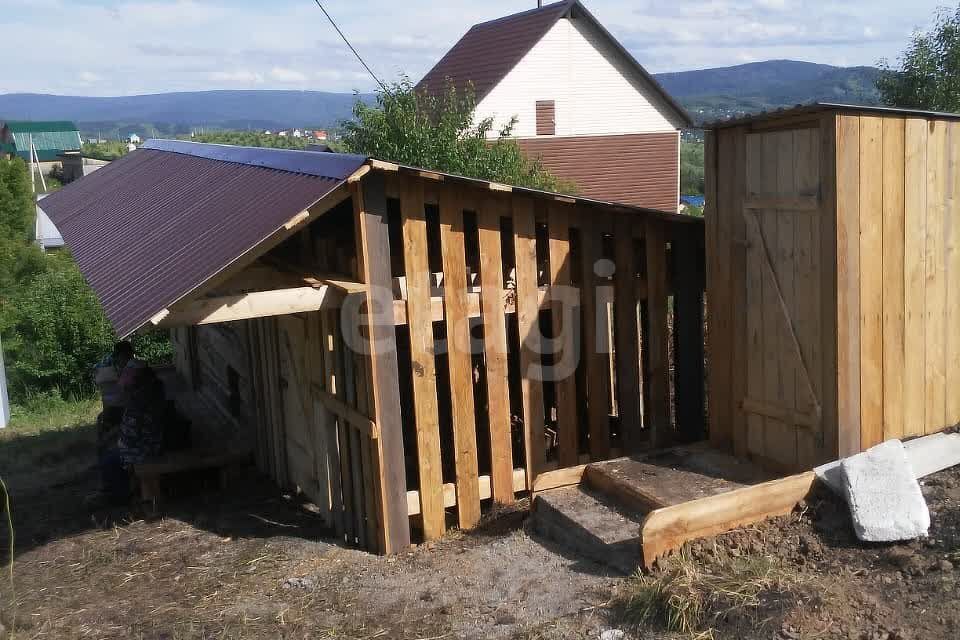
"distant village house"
416,0,691,210
0,120,82,174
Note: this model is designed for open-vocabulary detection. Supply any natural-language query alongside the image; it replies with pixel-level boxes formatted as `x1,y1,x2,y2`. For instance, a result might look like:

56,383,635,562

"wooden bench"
134,448,252,502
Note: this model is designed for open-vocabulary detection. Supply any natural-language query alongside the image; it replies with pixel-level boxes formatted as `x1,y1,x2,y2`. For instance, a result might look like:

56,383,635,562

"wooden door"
741,127,825,470
277,315,324,502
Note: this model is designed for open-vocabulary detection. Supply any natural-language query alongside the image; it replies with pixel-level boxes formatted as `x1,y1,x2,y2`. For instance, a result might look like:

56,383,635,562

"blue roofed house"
0,120,82,173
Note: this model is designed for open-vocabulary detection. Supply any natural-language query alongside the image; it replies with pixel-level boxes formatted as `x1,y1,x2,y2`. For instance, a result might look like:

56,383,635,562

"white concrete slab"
839,440,930,542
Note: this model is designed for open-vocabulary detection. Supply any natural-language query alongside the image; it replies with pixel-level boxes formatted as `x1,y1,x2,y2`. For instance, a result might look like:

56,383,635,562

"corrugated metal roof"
415,0,691,127
2,119,82,160
38,142,366,337
704,102,960,129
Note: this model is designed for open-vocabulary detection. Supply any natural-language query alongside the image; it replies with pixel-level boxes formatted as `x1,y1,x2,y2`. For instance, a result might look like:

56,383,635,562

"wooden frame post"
353,173,411,553
672,223,707,442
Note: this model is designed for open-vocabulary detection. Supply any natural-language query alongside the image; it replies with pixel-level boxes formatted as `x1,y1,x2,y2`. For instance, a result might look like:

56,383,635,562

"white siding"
476,16,681,139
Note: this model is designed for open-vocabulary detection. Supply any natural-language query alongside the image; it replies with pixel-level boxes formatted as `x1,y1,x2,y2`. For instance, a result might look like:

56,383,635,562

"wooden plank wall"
379,172,706,539
709,112,960,474
707,123,827,471
835,114,960,450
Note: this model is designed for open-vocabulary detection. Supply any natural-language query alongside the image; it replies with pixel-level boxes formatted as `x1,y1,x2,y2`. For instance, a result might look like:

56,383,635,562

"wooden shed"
705,103,960,473
40,140,707,554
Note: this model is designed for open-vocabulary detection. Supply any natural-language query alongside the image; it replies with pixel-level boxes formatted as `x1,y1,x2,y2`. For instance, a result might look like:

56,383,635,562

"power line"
312,0,388,93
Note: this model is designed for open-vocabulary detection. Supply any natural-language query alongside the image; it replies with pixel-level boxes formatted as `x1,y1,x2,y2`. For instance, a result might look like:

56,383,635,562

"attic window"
536,100,556,136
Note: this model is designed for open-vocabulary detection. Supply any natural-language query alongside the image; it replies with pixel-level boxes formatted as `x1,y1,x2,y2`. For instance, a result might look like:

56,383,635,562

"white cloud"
269,67,308,84
0,0,948,95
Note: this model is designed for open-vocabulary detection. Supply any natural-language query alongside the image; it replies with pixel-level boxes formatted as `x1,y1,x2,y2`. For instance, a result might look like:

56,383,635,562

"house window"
536,100,556,136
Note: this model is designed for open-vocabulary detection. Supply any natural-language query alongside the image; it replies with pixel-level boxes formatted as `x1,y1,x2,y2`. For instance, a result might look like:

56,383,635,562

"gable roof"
415,0,692,127
40,139,698,338
38,140,367,337
2,120,81,161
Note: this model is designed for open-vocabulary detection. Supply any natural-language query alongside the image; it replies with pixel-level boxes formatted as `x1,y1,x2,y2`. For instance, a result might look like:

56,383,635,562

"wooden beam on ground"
353,174,411,553
157,286,331,327
638,471,817,569
531,464,588,493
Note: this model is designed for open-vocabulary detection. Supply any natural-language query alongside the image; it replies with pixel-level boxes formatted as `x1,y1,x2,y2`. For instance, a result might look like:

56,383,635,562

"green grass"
1,394,100,484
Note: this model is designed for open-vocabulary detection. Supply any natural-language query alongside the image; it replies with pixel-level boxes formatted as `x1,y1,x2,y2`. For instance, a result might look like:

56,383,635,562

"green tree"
680,142,705,196
877,5,960,110
340,76,575,193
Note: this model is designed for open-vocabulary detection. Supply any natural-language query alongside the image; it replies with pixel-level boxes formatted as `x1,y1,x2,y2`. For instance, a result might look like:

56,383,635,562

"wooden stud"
947,123,960,427
438,184,482,529
579,211,612,459
882,118,906,442
859,116,884,450
819,114,840,461
354,175,411,553
903,119,927,439
926,120,948,434
477,196,516,504
513,198,547,489
672,223,706,442
398,177,446,540
836,115,861,457
645,218,671,448
728,128,750,458
744,132,766,460
794,126,824,467
547,203,580,468
613,216,642,451
321,312,346,541
774,130,798,467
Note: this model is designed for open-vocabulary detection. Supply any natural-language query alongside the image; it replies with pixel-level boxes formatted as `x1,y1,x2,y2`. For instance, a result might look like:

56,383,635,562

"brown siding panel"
518,132,678,210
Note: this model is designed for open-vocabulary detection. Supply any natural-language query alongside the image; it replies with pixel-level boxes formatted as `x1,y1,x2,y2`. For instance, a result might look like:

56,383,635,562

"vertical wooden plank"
819,114,840,461
859,116,884,450
756,132,782,462
320,311,345,542
704,130,729,449
354,174,411,553
773,129,798,467
795,127,823,467
947,122,960,427
926,119,948,434
398,176,445,540
903,119,927,439
645,217,671,448
728,128,750,457
710,129,734,453
477,196,516,504
613,215,642,451
836,115,862,457
882,118,906,442
673,222,706,442
744,132,766,460
513,198,547,488
547,203,579,467
438,184,481,528
579,209,612,459
331,314,356,546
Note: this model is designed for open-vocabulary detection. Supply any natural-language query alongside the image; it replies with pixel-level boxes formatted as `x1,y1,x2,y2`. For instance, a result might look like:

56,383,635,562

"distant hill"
655,60,882,123
0,90,374,139
0,60,883,136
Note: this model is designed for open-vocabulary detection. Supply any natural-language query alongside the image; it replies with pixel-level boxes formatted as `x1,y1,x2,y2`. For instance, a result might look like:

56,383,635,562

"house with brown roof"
416,0,692,210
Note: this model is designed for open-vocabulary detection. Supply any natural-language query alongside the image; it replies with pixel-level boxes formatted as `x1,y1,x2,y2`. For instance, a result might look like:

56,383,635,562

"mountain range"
0,60,884,136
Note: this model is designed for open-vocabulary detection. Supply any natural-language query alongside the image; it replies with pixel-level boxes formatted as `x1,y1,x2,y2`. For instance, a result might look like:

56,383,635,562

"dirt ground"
2,423,960,639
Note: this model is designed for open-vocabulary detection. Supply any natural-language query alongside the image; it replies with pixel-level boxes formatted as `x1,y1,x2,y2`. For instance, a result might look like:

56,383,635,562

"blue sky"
1,0,947,96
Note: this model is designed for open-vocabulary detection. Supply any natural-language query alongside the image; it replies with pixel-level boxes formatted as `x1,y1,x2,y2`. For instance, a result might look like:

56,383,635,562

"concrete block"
839,440,930,542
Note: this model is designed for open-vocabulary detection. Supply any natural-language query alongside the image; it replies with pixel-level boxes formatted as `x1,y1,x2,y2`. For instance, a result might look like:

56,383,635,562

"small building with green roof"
0,120,82,167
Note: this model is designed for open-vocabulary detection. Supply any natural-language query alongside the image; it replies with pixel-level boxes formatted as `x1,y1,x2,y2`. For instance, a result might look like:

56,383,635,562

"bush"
2,262,115,401
341,76,575,193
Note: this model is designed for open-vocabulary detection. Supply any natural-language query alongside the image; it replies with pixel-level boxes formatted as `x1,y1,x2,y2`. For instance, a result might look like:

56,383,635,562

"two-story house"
416,0,691,210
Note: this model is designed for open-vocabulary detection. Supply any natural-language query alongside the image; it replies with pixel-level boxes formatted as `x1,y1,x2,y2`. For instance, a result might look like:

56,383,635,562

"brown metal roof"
704,102,960,130
415,0,692,127
38,141,366,337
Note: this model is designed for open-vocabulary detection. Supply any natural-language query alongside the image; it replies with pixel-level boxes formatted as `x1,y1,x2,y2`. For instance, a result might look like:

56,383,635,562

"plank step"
531,485,644,575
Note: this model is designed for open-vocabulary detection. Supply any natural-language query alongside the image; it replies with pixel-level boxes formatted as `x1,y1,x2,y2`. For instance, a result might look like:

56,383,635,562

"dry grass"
614,550,803,638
